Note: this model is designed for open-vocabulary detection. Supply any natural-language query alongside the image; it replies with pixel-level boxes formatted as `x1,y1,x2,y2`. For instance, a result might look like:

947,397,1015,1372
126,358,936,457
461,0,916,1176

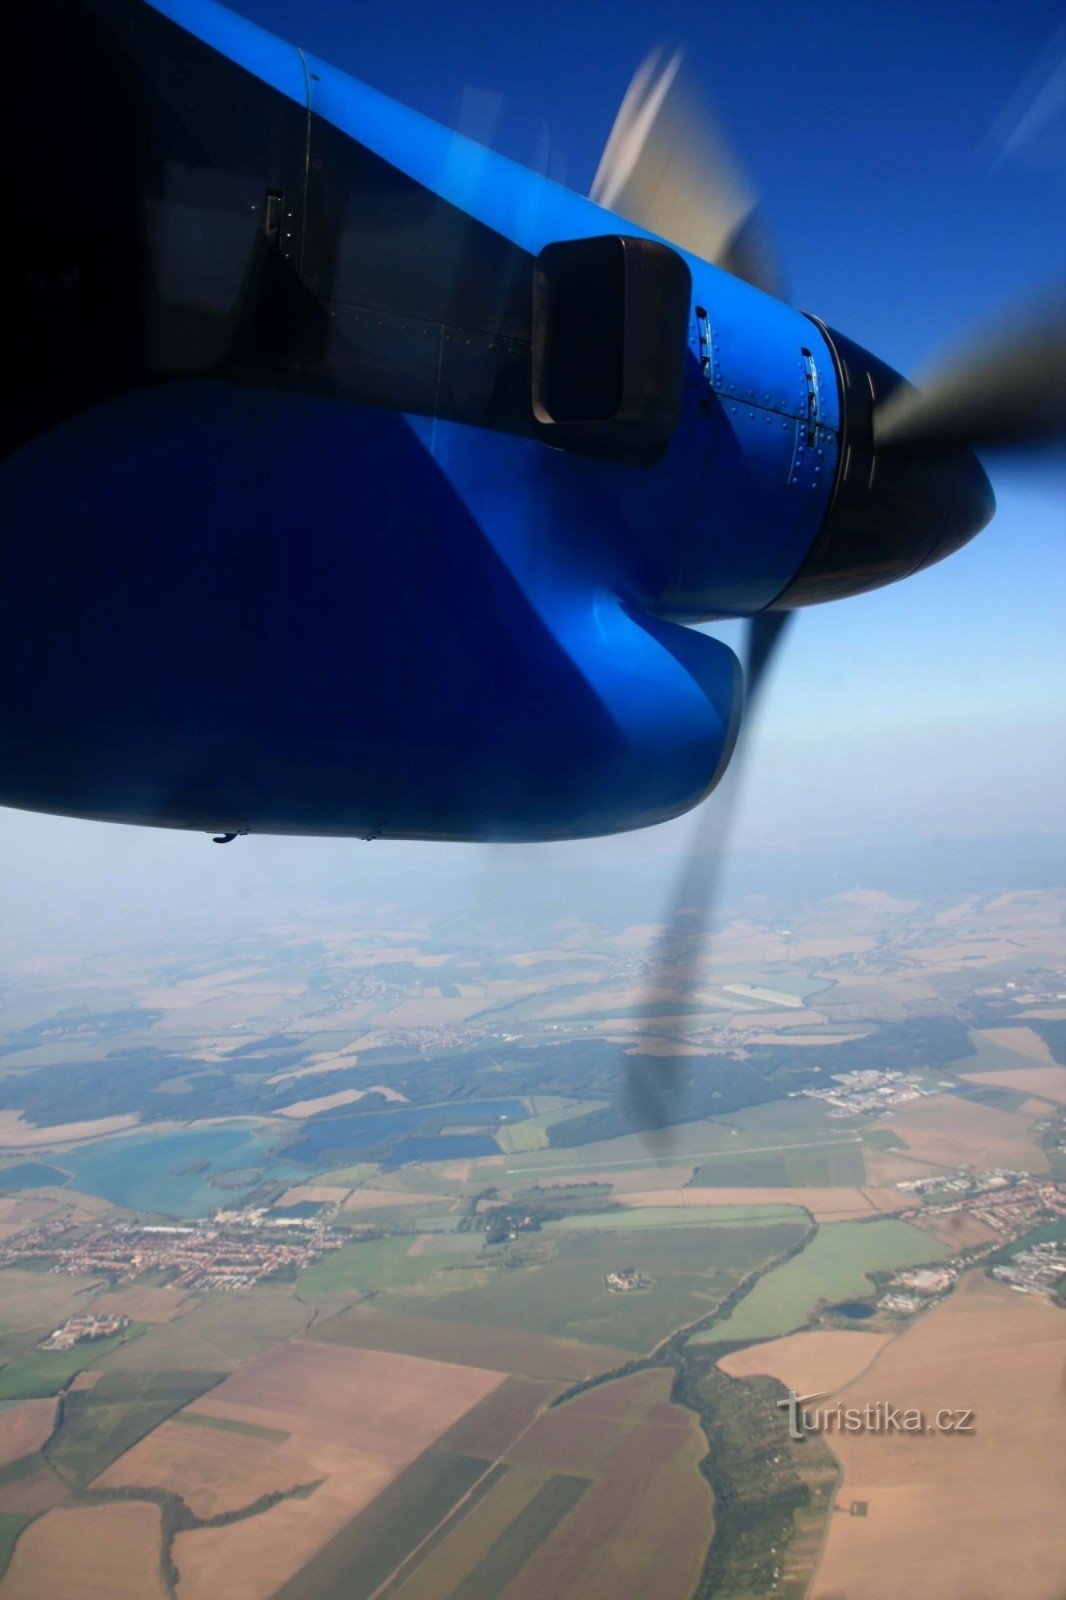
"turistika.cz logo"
777,1391,976,1442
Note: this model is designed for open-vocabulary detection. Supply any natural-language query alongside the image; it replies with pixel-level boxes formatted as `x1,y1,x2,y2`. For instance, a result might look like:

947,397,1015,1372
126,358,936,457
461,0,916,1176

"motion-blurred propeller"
624,613,794,1146
590,46,785,298
590,47,800,1145
874,290,1066,452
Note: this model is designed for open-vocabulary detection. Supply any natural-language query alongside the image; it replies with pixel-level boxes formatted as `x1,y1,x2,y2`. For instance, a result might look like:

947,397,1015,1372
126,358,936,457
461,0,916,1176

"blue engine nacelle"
0,0,993,840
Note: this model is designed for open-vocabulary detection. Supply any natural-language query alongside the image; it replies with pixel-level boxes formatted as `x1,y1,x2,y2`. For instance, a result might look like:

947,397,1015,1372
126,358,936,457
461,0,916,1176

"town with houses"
800,1068,931,1116
0,1213,345,1293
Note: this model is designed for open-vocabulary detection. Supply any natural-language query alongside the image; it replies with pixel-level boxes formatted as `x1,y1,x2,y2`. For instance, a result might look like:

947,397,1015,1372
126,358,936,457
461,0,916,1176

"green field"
298,1238,444,1295
690,1219,949,1346
95,1286,311,1374
377,1223,808,1354
504,1097,864,1184
0,1513,31,1582
271,1449,496,1600
174,1410,289,1442
544,1205,805,1231
986,1218,1066,1262
957,1083,1031,1113
45,1368,225,1486
0,1326,144,1401
689,1140,865,1187
963,1029,1051,1073
496,1102,609,1155
448,1473,590,1600
860,1129,906,1151
312,1163,380,1187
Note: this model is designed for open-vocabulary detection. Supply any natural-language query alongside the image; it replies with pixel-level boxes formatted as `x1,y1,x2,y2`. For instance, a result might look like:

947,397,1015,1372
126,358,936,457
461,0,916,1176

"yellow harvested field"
277,1083,409,1116
810,1274,1066,1600
975,1026,1057,1064
278,1088,369,1118
961,1066,1066,1106
277,1184,350,1206
718,1330,892,1396
871,1094,1048,1173
0,1398,56,1468
0,1198,56,1226
157,1341,503,1600
0,1110,139,1149
618,1037,706,1057
620,1187,902,1221
0,1502,168,1600
341,1186,442,1211
862,1148,946,1186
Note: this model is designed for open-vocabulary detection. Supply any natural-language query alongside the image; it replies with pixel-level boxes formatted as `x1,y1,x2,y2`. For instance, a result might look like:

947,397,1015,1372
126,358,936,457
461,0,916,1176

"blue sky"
2,0,1063,929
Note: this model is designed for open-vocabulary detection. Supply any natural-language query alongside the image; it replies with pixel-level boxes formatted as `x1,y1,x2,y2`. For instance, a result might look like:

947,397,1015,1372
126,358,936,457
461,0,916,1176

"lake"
0,1162,68,1190
58,1124,299,1217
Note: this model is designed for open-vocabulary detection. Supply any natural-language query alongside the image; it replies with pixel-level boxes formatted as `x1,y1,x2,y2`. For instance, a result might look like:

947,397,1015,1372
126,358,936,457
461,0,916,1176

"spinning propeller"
593,49,1066,1141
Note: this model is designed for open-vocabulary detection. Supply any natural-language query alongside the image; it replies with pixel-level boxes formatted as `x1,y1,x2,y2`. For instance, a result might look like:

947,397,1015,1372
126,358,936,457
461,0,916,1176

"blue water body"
284,1100,526,1165
829,1301,876,1320
59,1124,299,1217
0,1162,68,1190
382,1135,501,1168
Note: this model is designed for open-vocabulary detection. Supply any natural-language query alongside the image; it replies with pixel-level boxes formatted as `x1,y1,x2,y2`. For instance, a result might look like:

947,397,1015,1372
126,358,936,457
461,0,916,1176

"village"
0,1214,346,1292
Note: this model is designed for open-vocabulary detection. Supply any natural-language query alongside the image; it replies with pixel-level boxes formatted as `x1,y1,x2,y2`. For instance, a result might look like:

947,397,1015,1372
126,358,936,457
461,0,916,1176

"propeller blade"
590,46,785,298
874,290,1066,452
624,611,795,1146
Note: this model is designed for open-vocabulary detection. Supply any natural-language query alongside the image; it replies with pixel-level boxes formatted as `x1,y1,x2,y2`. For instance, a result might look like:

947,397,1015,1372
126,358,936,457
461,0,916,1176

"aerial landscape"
0,839,1063,1599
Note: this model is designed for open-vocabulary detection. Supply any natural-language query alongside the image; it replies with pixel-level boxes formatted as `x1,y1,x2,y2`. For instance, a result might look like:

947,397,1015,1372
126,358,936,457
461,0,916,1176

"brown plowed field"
501,1369,713,1600
434,1375,564,1457
718,1329,892,1396
974,1026,1057,1063
104,1341,502,1600
962,1066,1066,1105
0,1111,140,1149
0,1502,168,1600
870,1094,1049,1172
342,1187,446,1212
0,1398,55,1468
379,1367,714,1600
810,1273,1066,1600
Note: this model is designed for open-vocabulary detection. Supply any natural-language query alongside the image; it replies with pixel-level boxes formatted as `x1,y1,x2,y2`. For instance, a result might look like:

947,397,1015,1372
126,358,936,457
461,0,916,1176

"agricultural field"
810,1273,1066,1600
0,1402,56,1470
686,1140,866,1187
368,1221,808,1354
0,1501,168,1600
690,1220,948,1346
718,1328,893,1395
0,1328,143,1403
543,1204,804,1231
166,1342,505,1600
275,1366,713,1600
868,1093,1049,1172
46,1368,223,1488
296,1237,446,1295
308,1305,630,1381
